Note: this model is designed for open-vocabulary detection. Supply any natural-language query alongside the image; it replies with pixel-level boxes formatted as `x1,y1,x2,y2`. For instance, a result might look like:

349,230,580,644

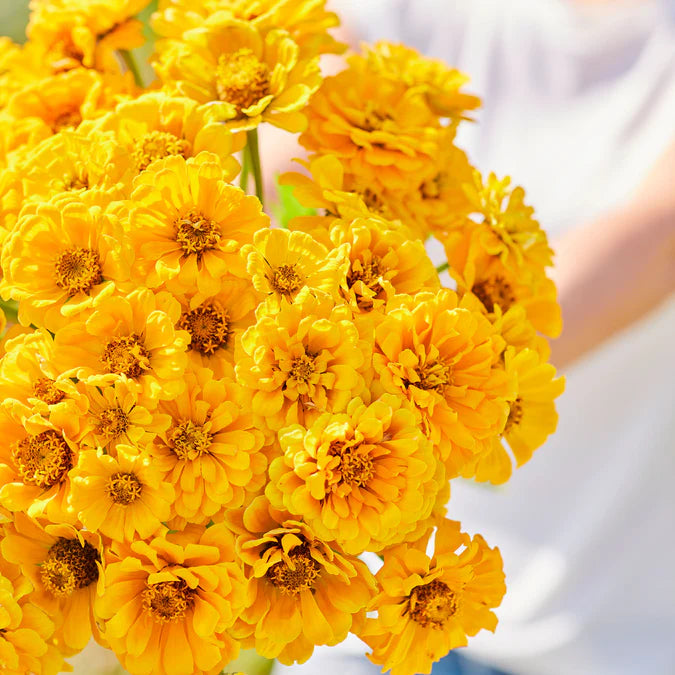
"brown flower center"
169,420,213,461
40,537,100,598
266,544,320,596
413,359,451,392
132,131,191,172
54,247,103,296
267,264,303,296
288,353,316,383
472,276,516,314
420,172,447,200
13,430,73,488
408,579,459,628
504,397,523,434
178,303,232,355
175,209,221,257
106,471,142,505
96,407,129,440
33,377,65,405
51,108,82,132
100,334,150,378
64,172,89,191
142,580,195,623
330,441,374,488
347,255,385,310
216,48,270,113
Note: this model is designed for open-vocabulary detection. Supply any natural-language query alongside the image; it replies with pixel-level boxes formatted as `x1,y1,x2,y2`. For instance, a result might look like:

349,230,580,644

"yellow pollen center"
472,276,516,313
178,304,231,355
96,407,129,439
413,360,451,391
504,397,523,434
268,264,303,296
100,334,150,379
330,441,374,488
40,537,100,598
362,103,392,132
132,131,191,172
13,430,73,488
266,544,320,596
175,209,221,256
347,255,385,310
288,353,316,382
408,579,459,628
142,580,195,623
420,172,447,200
216,48,270,113
64,172,89,191
106,471,142,505
54,247,103,296
33,377,65,405
169,420,213,461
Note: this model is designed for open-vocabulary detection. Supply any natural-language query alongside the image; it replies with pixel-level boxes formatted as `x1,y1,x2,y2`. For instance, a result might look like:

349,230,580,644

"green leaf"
271,176,317,229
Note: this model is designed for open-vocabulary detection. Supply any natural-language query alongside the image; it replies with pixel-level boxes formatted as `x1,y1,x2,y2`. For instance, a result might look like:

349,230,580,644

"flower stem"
240,144,251,192
436,261,449,274
120,50,144,88
247,128,264,205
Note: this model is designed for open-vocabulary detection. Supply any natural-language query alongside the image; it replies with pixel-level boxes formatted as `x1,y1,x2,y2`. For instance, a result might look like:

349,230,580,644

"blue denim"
432,650,511,675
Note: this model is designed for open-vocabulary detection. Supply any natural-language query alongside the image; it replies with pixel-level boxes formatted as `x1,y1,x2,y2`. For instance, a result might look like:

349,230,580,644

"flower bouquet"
0,2,564,674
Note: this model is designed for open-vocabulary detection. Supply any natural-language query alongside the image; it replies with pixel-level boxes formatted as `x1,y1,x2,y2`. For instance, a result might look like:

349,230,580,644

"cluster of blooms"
0,2,564,675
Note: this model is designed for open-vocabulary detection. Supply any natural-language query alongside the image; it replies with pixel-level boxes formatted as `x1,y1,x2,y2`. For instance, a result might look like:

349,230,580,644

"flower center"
54,247,103,296
362,102,392,132
40,537,100,598
420,172,447,200
266,544,320,596
267,264,303,296
330,441,374,488
504,397,523,434
96,407,129,439
178,304,231,355
51,108,82,132
288,353,316,383
347,255,385,310
472,276,516,313
169,420,213,461
132,131,191,172
13,430,73,489
175,209,221,257
33,377,65,405
64,172,89,191
142,580,195,623
100,334,150,379
414,359,451,391
408,579,459,628
216,48,270,113
106,471,142,505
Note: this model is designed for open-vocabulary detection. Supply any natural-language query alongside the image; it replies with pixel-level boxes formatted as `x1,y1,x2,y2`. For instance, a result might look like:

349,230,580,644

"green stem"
247,128,264,205
120,50,144,88
436,261,449,274
240,143,251,192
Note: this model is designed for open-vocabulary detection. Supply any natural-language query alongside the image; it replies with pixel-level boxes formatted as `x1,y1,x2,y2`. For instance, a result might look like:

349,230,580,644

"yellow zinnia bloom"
1,513,105,655
372,290,514,478
236,291,371,434
96,524,249,675
54,288,189,403
126,153,265,296
150,367,266,527
155,16,321,132
0,39,51,110
227,495,376,664
268,394,443,554
0,192,133,332
241,227,348,314
69,445,174,542
360,519,506,675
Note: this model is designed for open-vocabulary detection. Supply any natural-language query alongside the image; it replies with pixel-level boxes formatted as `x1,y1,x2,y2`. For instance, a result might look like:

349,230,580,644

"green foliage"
271,177,317,229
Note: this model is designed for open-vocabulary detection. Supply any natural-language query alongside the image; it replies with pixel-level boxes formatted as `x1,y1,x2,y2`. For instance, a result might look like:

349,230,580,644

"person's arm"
550,140,675,368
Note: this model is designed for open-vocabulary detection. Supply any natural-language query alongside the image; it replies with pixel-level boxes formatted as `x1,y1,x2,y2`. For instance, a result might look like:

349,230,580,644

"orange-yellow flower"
360,519,506,675
227,496,376,664
96,524,249,675
268,395,443,554
1,513,105,655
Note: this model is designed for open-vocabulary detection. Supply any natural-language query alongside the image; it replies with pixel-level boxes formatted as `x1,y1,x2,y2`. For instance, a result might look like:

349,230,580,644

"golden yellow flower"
155,17,321,132
126,153,265,296
150,367,266,527
1,513,105,655
372,290,514,478
0,403,84,525
0,192,133,332
473,347,564,484
0,566,66,675
299,58,442,192
268,394,443,554
236,292,371,434
96,524,249,675
0,39,51,110
360,519,506,675
227,495,376,664
89,91,244,174
27,0,151,73
54,288,189,403
77,377,171,452
69,446,174,542
177,278,260,377
241,227,347,313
